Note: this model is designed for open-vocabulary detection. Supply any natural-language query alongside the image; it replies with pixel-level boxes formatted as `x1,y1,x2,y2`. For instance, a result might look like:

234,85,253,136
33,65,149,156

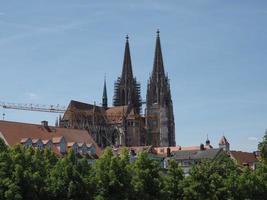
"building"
60,100,146,147
113,35,142,115
60,31,176,148
219,135,230,152
230,151,258,170
146,30,175,147
0,120,101,158
167,148,225,175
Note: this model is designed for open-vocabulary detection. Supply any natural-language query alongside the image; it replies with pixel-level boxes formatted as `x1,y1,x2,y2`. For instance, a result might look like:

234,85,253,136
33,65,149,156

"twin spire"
103,30,165,109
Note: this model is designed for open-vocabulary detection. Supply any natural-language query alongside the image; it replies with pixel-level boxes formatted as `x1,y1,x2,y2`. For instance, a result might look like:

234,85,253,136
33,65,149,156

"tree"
162,159,184,200
46,150,91,200
234,167,266,200
182,155,238,200
258,129,267,162
0,138,7,152
92,147,132,200
130,152,162,200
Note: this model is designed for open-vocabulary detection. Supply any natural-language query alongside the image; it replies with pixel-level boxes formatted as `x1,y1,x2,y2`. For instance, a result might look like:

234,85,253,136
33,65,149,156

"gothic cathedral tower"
102,77,108,109
113,35,142,114
146,30,175,147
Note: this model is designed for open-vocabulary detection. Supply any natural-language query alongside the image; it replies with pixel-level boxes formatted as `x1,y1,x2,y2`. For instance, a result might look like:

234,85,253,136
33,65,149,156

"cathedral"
60,31,175,148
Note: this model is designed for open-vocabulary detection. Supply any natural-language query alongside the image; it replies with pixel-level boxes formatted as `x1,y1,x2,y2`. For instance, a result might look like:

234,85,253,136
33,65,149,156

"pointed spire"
102,75,108,109
206,134,210,146
121,34,133,82
152,29,165,80
219,135,229,145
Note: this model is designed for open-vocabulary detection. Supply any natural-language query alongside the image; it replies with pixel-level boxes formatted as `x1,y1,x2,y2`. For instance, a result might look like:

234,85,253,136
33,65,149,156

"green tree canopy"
258,129,267,162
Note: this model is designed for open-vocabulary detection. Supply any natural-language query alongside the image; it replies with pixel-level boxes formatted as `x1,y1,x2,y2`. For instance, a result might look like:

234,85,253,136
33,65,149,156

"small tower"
205,134,210,146
102,76,108,109
219,135,230,152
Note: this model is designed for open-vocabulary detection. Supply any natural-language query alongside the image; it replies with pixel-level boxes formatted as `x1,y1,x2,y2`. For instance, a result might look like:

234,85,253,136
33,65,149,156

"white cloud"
248,137,258,141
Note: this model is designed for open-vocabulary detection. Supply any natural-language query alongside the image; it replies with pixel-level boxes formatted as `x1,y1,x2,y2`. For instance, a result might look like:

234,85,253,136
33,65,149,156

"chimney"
41,120,48,127
41,120,52,132
130,149,136,156
167,147,171,157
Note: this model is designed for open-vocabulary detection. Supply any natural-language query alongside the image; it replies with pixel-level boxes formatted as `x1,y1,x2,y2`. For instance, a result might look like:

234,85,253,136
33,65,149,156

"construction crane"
0,100,149,118
0,101,66,114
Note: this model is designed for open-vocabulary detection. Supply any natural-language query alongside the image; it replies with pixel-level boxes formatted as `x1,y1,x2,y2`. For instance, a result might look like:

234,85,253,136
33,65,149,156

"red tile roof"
154,145,213,155
20,138,29,143
230,151,258,168
52,136,63,144
180,145,212,151
105,106,128,123
0,120,102,157
67,142,77,147
42,139,51,145
154,146,181,155
32,139,41,144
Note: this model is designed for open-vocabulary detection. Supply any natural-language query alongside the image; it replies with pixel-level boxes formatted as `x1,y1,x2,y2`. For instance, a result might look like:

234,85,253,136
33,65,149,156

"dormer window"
37,143,43,149
73,144,78,154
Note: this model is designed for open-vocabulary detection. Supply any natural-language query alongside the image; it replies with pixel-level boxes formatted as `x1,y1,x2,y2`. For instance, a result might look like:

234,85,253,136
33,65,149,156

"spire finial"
157,29,160,37
126,34,129,41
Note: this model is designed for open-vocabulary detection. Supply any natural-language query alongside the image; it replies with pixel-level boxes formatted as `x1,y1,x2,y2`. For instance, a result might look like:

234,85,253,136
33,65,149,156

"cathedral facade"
60,31,175,148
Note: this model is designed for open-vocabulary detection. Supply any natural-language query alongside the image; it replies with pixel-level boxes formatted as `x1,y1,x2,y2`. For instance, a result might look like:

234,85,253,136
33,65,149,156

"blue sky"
0,0,266,151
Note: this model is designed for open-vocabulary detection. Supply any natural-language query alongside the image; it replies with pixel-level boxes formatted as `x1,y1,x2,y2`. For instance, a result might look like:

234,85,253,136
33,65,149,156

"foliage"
92,147,132,200
0,142,267,200
162,159,183,200
130,152,162,200
258,129,267,162
0,138,7,152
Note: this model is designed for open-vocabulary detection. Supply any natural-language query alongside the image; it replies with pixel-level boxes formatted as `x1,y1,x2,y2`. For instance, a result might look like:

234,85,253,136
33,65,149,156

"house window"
37,143,43,149
127,121,134,126
183,160,190,166
60,140,66,154
73,145,78,153
90,147,96,154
